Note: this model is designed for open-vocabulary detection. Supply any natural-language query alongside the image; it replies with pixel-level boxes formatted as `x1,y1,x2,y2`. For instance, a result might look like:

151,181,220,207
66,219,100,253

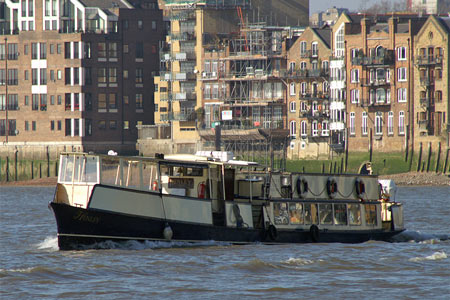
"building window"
312,121,318,136
351,69,359,83
136,93,143,109
123,70,128,79
123,44,129,54
109,94,117,109
136,68,143,83
84,42,91,58
152,21,157,30
31,43,38,59
65,93,71,110
98,120,106,130
98,42,106,58
290,121,296,138
375,112,383,135
397,47,406,60
362,112,368,135
109,68,117,83
350,89,359,104
65,68,71,85
50,95,55,105
32,94,39,110
349,112,355,135
322,121,329,136
109,120,117,130
436,90,442,102
57,120,61,131
301,121,307,137
25,120,29,131
397,88,407,103
289,101,296,112
311,42,318,57
50,120,55,131
98,94,106,110
123,121,130,130
85,93,92,111
397,67,407,81
85,119,92,136
40,43,47,59
138,20,143,30
300,61,307,70
32,121,36,131
57,95,61,105
109,42,118,58
300,82,307,95
388,111,394,135
136,42,144,59
300,41,307,56
399,111,405,135
289,83,296,96
98,68,107,83
85,68,92,85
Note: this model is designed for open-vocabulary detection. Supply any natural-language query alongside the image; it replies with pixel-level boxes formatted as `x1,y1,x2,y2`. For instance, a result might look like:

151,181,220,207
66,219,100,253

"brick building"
286,26,331,159
0,0,164,157
344,15,427,153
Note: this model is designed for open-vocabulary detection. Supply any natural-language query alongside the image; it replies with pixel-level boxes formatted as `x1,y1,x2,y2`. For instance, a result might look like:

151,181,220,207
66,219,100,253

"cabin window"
334,204,347,225
142,162,158,190
59,155,75,182
365,204,378,226
289,203,303,224
319,204,333,225
101,157,122,186
348,204,361,225
274,202,289,225
304,203,318,225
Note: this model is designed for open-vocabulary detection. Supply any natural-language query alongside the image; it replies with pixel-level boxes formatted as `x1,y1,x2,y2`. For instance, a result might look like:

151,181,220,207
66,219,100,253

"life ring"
267,224,278,241
152,180,159,191
355,178,365,199
326,177,338,199
296,177,308,198
310,224,319,242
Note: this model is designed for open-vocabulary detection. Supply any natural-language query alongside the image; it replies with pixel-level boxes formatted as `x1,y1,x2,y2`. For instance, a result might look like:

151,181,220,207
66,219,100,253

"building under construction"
139,0,308,165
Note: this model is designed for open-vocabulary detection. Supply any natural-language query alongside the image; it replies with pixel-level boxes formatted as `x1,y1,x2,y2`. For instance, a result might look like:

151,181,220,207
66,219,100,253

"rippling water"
1,186,449,299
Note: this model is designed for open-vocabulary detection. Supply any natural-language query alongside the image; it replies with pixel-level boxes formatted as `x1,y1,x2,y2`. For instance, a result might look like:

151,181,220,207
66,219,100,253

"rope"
337,186,355,199
307,185,327,197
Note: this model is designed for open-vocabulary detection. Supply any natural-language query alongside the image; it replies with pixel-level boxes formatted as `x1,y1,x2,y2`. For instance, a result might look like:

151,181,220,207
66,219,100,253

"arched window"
290,120,297,138
289,101,296,112
290,82,296,96
388,111,394,135
376,88,385,103
301,121,307,137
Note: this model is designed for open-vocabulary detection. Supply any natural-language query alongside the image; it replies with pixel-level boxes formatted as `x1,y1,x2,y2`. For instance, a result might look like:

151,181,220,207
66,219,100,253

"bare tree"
358,0,406,14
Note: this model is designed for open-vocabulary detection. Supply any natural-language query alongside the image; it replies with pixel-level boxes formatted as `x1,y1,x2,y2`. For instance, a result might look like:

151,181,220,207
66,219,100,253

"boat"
49,151,405,250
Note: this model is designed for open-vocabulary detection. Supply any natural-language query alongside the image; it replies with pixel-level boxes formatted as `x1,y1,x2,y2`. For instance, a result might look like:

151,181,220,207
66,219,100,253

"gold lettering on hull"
73,211,100,224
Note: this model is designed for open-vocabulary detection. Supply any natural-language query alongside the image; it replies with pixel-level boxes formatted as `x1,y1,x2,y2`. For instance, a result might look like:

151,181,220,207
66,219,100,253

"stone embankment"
380,172,450,186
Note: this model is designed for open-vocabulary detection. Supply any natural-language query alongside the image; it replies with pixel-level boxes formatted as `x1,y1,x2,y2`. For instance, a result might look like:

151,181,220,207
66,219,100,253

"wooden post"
31,160,34,179
435,142,441,173
340,157,344,174
39,163,42,178
322,163,325,174
426,142,432,172
417,142,423,172
6,156,9,182
443,148,449,174
47,147,50,177
14,150,18,181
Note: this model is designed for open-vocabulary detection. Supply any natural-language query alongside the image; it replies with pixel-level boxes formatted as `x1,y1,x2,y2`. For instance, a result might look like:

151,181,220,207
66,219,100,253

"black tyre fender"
355,178,365,198
326,177,338,199
310,224,320,243
267,224,278,241
296,177,308,198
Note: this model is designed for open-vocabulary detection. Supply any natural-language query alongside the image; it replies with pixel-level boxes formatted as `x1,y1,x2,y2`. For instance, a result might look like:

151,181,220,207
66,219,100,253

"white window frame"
349,112,355,135
362,112,368,135
289,101,296,112
351,69,359,83
388,111,394,135
290,120,297,138
312,121,318,136
399,111,405,135
375,112,383,135
289,62,296,72
397,67,407,81
397,88,407,103
311,42,318,57
350,89,359,104
397,47,407,61
300,61,307,70
300,101,307,112
301,121,307,137
300,41,307,55
321,121,329,136
300,82,307,95
290,82,296,96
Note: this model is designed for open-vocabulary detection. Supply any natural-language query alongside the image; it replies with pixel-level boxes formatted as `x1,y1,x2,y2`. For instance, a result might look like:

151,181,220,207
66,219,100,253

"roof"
79,0,134,9
314,28,331,48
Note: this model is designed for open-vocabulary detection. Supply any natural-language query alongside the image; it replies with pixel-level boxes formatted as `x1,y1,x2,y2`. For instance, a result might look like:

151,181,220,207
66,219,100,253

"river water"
1,186,449,299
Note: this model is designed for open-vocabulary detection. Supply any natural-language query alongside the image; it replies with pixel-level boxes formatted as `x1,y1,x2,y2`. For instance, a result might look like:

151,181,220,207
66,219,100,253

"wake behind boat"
49,151,405,250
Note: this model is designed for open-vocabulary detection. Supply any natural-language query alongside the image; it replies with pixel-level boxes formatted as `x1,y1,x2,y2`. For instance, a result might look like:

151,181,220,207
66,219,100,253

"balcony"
168,10,196,21
351,51,394,66
360,98,391,107
169,31,195,41
160,112,197,122
420,76,435,86
420,97,429,107
159,71,196,81
416,55,443,67
300,50,319,59
361,78,390,87
300,110,330,119
300,92,329,101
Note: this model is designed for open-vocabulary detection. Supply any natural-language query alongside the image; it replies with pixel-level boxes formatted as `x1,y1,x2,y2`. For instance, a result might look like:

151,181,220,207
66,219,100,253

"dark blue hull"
49,202,404,250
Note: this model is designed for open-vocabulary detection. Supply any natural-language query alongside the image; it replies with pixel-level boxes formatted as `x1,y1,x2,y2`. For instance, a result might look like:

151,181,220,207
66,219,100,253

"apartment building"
0,0,164,157
414,16,450,149
286,26,331,159
344,15,427,153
